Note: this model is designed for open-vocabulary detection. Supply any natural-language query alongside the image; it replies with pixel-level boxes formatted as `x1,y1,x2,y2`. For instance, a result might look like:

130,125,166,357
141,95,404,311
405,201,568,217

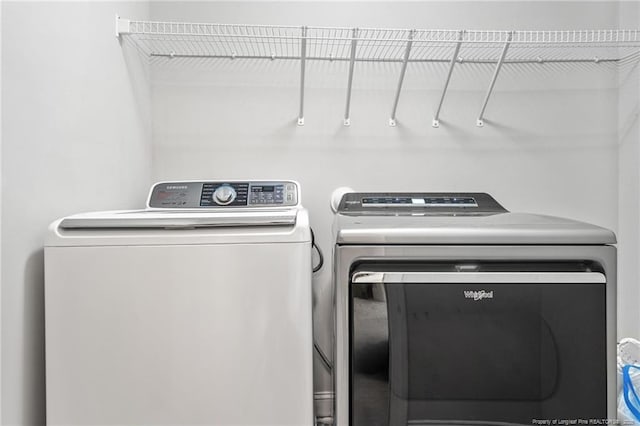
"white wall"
0,2,4,421
1,2,152,425
149,0,624,403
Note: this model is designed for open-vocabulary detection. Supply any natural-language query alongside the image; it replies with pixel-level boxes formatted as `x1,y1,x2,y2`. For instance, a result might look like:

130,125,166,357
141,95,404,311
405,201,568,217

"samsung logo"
166,185,188,190
464,290,494,301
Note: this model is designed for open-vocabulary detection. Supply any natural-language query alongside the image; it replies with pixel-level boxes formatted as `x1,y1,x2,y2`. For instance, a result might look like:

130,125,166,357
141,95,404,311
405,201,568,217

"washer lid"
59,209,297,230
335,212,616,245
47,208,310,247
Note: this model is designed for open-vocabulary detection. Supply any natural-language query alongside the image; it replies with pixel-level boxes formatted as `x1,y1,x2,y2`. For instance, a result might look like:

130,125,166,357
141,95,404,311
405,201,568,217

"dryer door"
349,263,607,426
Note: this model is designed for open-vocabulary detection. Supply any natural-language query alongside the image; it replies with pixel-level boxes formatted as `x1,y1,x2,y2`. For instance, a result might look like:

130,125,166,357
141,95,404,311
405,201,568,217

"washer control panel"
148,181,299,208
201,183,247,207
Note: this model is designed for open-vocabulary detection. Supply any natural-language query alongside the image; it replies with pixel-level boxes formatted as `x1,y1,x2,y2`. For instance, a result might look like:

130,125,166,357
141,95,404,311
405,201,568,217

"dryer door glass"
349,266,607,426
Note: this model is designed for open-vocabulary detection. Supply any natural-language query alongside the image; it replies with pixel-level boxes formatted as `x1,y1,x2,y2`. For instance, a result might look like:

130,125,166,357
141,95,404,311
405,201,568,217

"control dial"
213,185,237,205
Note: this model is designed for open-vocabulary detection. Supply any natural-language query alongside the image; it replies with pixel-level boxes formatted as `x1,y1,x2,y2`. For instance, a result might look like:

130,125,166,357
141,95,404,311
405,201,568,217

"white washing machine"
45,180,314,426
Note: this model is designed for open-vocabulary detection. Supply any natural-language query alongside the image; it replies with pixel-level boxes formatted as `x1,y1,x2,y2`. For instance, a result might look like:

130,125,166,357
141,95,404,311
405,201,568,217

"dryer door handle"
351,271,606,284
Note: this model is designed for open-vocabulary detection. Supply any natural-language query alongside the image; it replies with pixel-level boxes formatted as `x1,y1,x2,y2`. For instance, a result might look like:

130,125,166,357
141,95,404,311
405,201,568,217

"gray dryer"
333,192,616,426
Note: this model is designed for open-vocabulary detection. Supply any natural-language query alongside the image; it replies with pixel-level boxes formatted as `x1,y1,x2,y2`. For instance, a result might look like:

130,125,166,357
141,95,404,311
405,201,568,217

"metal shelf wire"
117,17,640,127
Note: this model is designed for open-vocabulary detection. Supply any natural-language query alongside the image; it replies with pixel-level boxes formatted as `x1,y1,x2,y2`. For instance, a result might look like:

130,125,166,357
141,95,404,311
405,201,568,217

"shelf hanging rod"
432,30,465,128
298,26,307,126
477,31,513,127
389,29,415,127
344,28,359,126
146,52,624,64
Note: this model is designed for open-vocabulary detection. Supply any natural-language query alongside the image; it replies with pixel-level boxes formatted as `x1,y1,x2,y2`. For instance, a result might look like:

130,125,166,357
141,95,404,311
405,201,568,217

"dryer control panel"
147,181,299,208
338,192,507,215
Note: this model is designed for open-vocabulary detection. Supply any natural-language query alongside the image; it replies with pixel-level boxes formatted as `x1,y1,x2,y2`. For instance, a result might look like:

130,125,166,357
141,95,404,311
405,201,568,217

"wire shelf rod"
432,30,465,128
130,34,640,46
298,26,307,126
343,28,359,126
389,29,415,127
477,31,513,127
147,52,623,64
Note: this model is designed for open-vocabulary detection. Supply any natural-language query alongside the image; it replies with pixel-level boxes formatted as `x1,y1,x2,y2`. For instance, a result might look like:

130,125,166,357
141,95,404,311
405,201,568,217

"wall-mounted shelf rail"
117,16,640,127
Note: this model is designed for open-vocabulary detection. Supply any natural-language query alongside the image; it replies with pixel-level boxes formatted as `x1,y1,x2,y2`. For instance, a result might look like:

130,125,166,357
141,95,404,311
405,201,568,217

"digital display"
362,197,478,207
252,186,275,192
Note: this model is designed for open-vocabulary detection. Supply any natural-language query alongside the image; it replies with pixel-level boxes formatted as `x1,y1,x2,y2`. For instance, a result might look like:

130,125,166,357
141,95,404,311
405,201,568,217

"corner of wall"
0,0,4,421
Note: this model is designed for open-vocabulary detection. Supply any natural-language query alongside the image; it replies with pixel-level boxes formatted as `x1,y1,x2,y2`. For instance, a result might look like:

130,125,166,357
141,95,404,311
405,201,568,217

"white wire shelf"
117,17,640,127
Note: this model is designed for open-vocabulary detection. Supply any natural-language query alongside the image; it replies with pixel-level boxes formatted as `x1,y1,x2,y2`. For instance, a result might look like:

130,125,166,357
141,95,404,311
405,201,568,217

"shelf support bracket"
298,26,308,126
389,29,415,127
432,30,464,128
115,15,130,38
476,31,512,127
344,28,359,126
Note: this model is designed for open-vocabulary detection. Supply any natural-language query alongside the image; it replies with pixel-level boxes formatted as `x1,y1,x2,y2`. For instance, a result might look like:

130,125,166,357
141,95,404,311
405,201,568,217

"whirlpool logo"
463,290,494,301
